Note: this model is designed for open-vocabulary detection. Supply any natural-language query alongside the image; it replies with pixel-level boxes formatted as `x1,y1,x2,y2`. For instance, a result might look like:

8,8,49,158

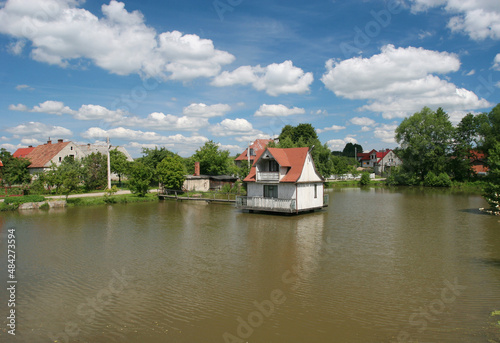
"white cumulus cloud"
350,117,376,126
212,60,313,96
254,104,305,117
124,112,208,131
321,45,491,119
316,125,346,134
210,118,264,137
182,103,231,118
494,53,500,70
0,0,234,81
6,121,73,139
9,100,125,122
411,0,500,40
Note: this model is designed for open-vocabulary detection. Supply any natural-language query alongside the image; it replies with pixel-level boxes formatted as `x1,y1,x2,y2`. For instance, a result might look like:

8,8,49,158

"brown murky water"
1,187,500,342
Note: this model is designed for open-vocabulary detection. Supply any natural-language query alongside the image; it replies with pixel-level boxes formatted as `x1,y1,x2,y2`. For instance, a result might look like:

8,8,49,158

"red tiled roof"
25,142,70,168
357,152,370,161
243,147,313,183
13,147,35,158
235,139,273,161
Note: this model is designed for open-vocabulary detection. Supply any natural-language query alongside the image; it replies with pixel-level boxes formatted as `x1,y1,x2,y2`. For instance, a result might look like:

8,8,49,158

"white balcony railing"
236,196,296,213
257,171,279,181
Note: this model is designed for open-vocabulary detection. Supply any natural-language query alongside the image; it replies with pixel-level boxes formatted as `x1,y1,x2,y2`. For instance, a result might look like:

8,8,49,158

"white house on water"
236,147,328,214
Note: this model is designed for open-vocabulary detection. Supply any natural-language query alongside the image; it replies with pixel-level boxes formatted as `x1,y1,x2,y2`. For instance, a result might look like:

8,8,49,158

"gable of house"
25,140,83,169
243,147,323,183
235,139,273,162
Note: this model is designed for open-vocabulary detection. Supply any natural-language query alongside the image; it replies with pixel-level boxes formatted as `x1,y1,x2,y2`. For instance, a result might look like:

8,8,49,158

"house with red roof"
470,150,488,175
357,149,401,175
13,146,35,158
234,139,273,167
21,139,85,174
236,147,327,213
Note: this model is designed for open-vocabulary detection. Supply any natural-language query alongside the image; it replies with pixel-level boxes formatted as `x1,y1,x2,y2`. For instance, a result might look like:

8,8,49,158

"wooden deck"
158,191,236,203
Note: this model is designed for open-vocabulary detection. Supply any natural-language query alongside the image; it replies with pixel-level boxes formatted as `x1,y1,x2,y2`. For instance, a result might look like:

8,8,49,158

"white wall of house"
296,183,323,210
297,153,323,183
246,183,296,199
46,143,84,168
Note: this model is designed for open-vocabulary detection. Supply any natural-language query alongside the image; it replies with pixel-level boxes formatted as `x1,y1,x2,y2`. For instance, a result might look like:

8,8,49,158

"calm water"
1,188,500,343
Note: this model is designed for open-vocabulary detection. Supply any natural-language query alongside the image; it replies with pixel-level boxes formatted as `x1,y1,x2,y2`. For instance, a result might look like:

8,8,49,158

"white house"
19,139,85,174
236,147,328,214
357,149,402,175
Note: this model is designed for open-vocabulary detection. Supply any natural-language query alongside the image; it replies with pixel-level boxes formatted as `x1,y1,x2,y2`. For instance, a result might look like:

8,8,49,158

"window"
249,148,255,156
70,146,73,150
58,157,62,162
314,184,317,198
269,160,279,172
264,185,278,198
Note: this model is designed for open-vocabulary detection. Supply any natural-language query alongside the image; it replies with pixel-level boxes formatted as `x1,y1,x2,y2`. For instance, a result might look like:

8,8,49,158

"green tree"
138,147,174,172
59,156,82,197
483,142,500,214
110,149,130,186
342,143,364,158
156,155,186,190
395,107,454,181
192,140,230,175
1,152,31,186
450,113,480,181
477,104,500,153
128,162,153,196
278,123,318,145
82,152,107,190
359,172,371,186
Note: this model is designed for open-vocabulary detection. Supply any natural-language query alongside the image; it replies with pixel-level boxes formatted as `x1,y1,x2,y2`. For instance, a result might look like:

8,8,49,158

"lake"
1,187,500,342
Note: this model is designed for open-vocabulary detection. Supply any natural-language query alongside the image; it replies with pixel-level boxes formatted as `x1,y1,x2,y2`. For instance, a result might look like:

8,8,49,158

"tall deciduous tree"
156,155,186,190
0,149,31,186
342,143,364,158
192,140,230,175
450,113,480,181
483,142,500,214
82,152,107,190
395,107,454,180
110,149,130,185
128,162,153,196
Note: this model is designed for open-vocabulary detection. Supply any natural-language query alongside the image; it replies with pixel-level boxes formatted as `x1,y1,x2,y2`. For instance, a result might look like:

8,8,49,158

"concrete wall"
183,178,210,192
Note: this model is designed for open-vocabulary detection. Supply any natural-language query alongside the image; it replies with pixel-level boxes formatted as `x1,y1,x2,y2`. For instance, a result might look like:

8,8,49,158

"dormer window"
249,148,255,156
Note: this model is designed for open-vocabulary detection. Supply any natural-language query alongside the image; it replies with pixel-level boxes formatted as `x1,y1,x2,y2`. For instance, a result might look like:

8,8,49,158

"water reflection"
1,190,500,342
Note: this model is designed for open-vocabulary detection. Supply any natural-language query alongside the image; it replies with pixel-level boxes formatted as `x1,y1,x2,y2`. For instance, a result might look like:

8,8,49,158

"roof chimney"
47,140,52,144
58,139,63,143
28,145,33,148
194,161,200,176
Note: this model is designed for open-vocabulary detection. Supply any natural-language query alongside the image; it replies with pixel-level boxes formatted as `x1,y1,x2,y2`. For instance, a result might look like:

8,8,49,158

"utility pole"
107,137,111,189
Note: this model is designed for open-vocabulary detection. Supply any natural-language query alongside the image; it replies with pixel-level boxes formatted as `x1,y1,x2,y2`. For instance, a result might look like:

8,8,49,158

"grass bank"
66,193,158,207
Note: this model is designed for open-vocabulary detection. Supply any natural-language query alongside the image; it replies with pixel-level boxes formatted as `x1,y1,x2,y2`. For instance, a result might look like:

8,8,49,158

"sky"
0,0,499,157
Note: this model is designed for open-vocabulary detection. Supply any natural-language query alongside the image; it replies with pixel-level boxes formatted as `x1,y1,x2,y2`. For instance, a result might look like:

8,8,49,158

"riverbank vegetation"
1,104,500,213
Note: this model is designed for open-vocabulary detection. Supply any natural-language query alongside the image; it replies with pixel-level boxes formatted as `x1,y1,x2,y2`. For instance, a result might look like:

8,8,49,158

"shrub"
436,173,452,187
424,171,439,187
359,172,371,186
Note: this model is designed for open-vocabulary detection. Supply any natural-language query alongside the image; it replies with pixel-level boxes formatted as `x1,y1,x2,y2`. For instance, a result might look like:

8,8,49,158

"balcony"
236,196,296,213
256,171,279,181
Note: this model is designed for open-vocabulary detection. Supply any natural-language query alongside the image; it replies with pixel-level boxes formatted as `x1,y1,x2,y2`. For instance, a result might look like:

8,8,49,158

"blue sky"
0,0,499,157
